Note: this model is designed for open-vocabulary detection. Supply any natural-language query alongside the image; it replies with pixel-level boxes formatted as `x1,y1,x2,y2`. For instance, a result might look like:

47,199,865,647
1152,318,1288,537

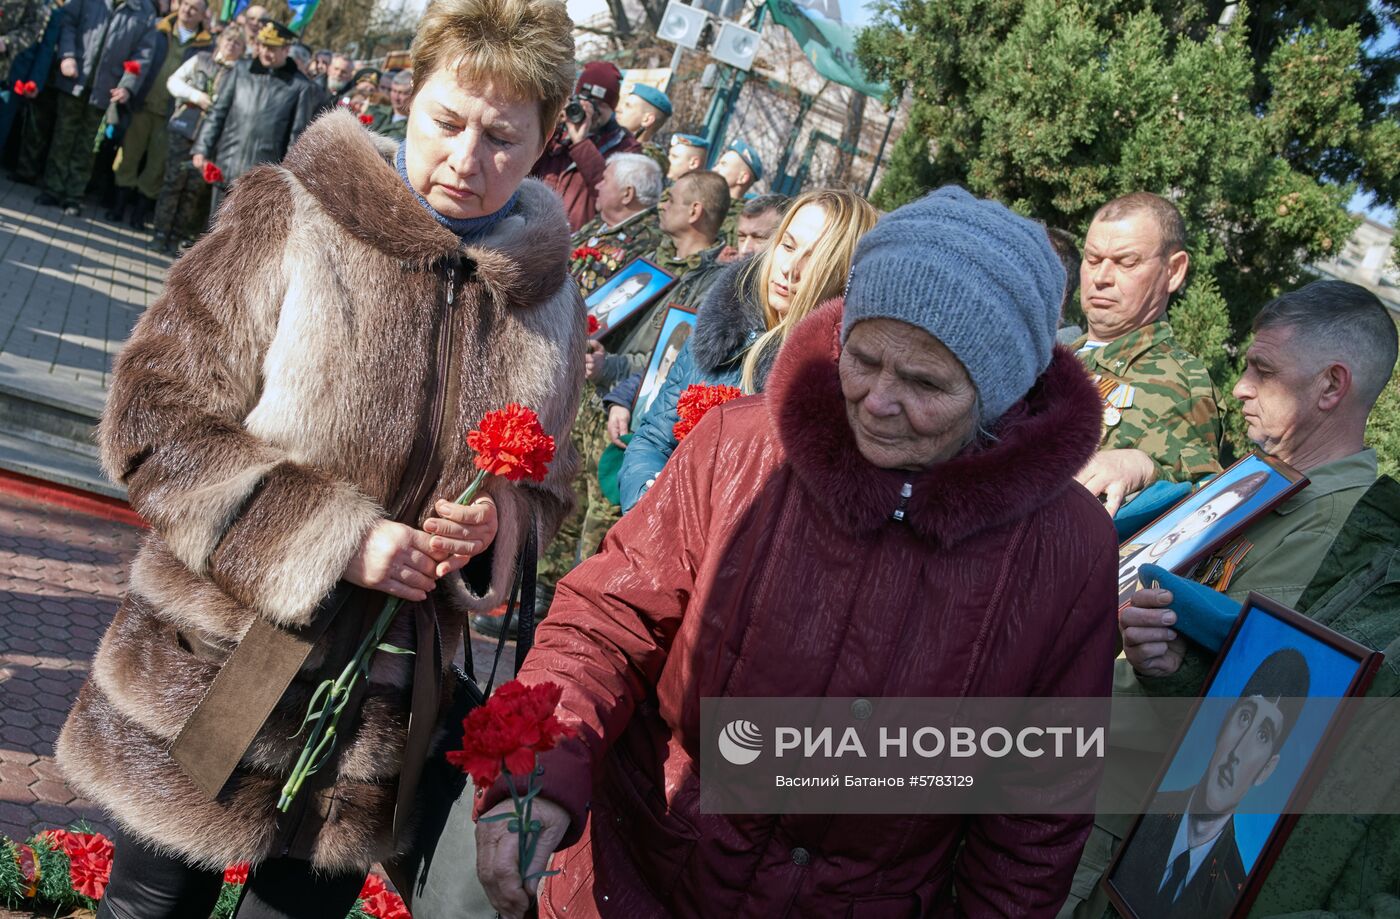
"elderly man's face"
328,55,354,89
594,163,632,220
390,75,412,114
1079,212,1187,341
1233,324,1330,460
839,319,979,471
1200,695,1284,814
177,0,206,30
404,70,543,220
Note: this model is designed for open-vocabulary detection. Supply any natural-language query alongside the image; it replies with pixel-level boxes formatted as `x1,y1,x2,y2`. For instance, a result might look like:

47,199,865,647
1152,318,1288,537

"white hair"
607,153,662,208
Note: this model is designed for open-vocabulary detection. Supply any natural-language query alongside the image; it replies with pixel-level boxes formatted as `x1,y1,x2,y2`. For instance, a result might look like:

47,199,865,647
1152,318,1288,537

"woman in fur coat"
55,0,584,915
616,189,876,511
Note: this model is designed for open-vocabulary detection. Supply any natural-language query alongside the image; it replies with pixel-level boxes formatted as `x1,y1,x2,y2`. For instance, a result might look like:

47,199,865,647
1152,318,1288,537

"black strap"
483,513,538,696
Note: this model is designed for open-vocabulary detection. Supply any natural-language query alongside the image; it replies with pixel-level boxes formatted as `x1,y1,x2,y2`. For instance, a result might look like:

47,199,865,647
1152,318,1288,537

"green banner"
764,0,886,98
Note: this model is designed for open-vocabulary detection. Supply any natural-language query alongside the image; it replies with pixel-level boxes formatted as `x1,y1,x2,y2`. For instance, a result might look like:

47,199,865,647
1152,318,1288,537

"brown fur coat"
56,109,584,873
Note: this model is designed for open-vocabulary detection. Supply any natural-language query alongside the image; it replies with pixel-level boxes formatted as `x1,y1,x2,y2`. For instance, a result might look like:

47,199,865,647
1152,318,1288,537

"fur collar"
767,300,1104,546
691,257,765,374
280,110,571,308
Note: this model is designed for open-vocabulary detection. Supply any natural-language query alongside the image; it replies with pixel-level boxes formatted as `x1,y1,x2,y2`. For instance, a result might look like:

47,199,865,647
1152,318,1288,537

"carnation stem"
277,468,491,812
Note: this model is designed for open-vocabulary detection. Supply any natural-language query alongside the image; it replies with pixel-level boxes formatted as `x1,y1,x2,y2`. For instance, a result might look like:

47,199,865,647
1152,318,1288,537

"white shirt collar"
1158,800,1229,901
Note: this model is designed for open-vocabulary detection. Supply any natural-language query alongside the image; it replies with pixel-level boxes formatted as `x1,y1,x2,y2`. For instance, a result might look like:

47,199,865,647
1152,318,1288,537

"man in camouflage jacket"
1072,192,1223,514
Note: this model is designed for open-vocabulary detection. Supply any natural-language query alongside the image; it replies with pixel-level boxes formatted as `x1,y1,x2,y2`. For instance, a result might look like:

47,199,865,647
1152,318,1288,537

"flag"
763,0,886,97
220,0,249,23
288,0,321,33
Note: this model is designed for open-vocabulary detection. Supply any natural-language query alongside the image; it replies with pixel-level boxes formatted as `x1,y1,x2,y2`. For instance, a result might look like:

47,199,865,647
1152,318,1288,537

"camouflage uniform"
719,206,739,249
536,207,665,609
1,0,51,83
1072,320,1223,484
569,205,662,296
639,139,667,175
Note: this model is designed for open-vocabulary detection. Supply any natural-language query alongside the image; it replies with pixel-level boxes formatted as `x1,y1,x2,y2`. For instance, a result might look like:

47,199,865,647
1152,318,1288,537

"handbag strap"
483,513,538,696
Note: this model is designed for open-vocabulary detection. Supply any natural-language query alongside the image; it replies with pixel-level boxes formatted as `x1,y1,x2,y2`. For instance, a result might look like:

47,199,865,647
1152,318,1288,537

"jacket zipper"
891,481,913,522
391,260,458,522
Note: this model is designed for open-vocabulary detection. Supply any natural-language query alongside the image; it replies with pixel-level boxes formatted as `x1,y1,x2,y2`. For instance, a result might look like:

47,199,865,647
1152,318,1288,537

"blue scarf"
396,141,519,241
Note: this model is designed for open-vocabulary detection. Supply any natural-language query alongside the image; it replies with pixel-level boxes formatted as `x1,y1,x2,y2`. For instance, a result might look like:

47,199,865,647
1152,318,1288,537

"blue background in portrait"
1125,455,1295,581
1157,604,1361,874
635,307,696,420
585,259,673,332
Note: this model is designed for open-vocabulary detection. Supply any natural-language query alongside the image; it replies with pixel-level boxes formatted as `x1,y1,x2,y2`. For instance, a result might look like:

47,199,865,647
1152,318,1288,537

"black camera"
564,95,589,125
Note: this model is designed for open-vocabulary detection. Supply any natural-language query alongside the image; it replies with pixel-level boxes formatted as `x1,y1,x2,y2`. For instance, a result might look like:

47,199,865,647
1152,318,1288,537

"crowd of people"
0,0,415,251
3,0,1397,915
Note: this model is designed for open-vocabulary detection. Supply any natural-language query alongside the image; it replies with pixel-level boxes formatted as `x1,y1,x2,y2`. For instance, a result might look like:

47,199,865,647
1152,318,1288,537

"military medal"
1103,405,1121,426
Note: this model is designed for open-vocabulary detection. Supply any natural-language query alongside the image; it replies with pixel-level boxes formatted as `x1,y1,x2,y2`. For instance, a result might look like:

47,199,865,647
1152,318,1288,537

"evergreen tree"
857,0,1400,471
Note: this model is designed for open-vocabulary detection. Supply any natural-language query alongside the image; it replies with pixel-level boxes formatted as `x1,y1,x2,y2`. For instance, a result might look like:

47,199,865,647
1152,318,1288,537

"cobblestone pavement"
0,490,514,848
0,490,135,843
0,172,166,409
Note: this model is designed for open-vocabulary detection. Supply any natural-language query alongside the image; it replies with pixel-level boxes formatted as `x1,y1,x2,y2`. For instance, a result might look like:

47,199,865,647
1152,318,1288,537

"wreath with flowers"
0,827,410,919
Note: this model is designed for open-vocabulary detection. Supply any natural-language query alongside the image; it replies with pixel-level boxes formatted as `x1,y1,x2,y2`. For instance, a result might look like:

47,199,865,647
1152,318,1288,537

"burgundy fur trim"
767,299,1103,546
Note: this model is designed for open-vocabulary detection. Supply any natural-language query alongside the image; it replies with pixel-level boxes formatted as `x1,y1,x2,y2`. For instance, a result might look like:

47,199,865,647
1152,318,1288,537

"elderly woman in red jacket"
477,187,1121,918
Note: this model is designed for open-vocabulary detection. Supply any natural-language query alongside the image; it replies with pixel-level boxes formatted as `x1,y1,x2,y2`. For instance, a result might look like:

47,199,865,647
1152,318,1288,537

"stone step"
0,369,118,499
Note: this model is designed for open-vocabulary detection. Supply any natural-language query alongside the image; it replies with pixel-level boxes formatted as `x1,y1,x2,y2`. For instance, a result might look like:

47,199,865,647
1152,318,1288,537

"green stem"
277,468,491,813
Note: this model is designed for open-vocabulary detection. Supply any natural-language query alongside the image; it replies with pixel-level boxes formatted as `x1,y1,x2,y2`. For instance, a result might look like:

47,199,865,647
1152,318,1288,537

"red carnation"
24,80,38,97
357,875,410,919
447,680,573,789
122,60,141,75
359,113,374,125
673,383,743,442
54,831,114,900
466,404,555,483
587,314,600,336
224,863,250,885
12,80,23,95
203,161,224,184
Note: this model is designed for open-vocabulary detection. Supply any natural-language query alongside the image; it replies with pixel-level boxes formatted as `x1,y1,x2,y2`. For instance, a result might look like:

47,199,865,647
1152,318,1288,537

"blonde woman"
618,188,877,510
55,0,583,915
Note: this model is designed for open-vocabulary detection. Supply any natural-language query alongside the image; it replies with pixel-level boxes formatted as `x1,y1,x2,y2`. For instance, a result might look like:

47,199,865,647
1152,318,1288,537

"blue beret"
671,133,709,149
630,83,673,117
726,138,762,180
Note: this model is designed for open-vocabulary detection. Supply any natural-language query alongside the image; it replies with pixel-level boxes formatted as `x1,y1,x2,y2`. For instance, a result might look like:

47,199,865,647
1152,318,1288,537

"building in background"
1312,216,1400,315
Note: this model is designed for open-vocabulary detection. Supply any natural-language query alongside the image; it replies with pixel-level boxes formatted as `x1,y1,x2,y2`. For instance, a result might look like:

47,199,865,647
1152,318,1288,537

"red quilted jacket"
481,300,1120,917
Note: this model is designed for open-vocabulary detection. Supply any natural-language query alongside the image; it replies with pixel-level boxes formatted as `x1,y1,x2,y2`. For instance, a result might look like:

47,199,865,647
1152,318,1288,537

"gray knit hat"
841,186,1065,426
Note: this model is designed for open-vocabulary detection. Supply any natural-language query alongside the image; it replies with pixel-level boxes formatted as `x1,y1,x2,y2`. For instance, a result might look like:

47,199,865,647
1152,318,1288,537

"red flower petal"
359,113,374,125
122,60,141,75
587,314,600,336
359,873,388,898
223,863,250,885
673,383,743,442
466,405,555,483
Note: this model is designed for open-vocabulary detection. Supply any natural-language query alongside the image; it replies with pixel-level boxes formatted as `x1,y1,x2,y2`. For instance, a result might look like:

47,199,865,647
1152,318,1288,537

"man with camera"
531,59,641,231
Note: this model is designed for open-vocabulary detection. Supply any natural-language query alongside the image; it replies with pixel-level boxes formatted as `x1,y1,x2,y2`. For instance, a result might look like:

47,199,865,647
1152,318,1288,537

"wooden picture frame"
585,257,676,339
1116,453,1309,608
630,304,697,427
1104,593,1383,919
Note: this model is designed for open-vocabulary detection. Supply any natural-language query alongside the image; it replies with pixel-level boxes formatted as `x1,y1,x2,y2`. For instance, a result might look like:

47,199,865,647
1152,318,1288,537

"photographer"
531,59,641,231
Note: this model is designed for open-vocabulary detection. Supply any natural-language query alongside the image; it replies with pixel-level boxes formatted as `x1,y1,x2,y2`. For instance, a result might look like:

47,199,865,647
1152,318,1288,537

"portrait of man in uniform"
1109,648,1310,919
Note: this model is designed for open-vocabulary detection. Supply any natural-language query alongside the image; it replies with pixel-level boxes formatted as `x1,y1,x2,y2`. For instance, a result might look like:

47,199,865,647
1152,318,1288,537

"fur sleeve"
101,167,381,629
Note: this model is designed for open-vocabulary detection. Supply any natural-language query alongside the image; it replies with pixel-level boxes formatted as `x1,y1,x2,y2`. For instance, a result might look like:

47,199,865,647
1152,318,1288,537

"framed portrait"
1116,454,1308,608
1105,594,1383,919
631,305,697,425
585,257,676,339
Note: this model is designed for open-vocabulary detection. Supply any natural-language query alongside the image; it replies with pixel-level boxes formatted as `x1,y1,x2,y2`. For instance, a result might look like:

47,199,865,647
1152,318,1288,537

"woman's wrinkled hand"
423,495,498,577
342,519,442,601
476,796,570,919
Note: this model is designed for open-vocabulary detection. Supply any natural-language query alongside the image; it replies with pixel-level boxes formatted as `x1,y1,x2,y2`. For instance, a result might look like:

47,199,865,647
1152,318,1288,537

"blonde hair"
411,0,576,142
739,189,878,391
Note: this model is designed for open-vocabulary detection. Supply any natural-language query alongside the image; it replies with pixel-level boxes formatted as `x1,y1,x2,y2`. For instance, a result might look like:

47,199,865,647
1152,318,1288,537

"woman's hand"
423,495,498,577
477,796,570,919
342,519,442,601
